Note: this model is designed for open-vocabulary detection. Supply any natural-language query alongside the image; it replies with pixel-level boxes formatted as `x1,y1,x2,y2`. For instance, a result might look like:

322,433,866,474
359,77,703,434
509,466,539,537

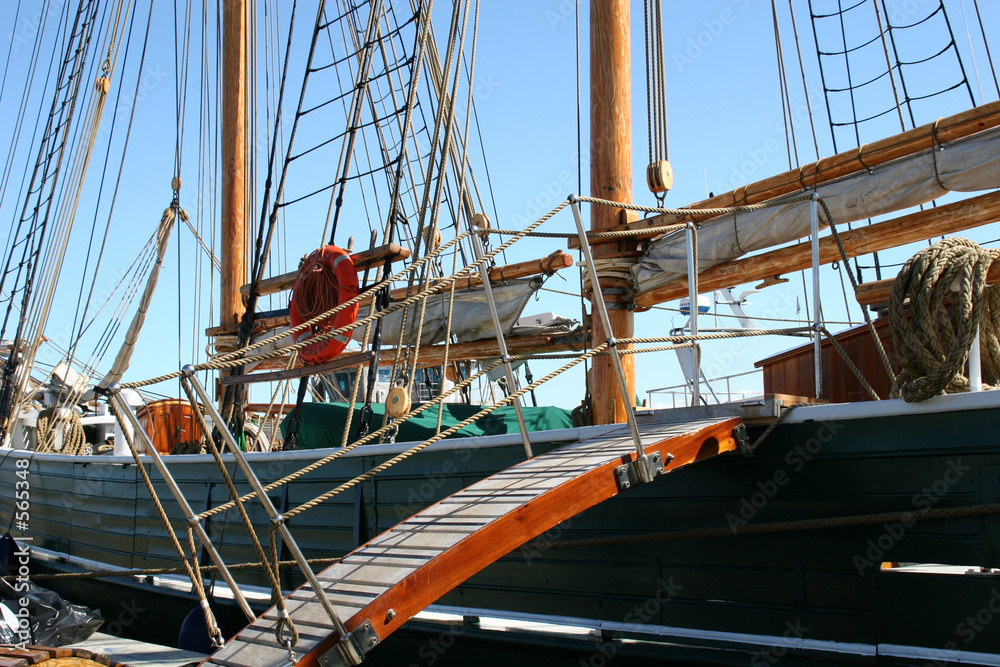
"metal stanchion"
180,368,365,666
469,218,533,458
106,385,256,622
685,222,700,407
569,197,659,483
810,195,823,399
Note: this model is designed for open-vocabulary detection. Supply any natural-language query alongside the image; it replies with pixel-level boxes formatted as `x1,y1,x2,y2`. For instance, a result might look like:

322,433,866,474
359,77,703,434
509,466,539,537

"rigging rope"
643,0,670,198
0,0,103,442
786,0,821,161
971,0,999,98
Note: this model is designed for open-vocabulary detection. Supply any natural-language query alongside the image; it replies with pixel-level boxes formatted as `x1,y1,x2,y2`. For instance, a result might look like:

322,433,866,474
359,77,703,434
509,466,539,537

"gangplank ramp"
206,417,743,667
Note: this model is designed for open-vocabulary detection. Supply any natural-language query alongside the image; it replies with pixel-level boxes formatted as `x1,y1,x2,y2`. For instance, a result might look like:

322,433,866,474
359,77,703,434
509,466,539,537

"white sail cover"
633,126,1000,294
239,278,542,368
353,277,542,346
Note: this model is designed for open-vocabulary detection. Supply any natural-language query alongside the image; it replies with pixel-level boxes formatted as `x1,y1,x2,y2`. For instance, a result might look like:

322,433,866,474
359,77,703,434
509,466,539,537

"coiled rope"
289,253,343,322
35,408,87,455
889,237,1000,402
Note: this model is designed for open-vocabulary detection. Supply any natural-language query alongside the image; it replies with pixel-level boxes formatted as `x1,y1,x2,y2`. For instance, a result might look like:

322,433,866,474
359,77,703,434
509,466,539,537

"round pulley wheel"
385,385,412,418
470,212,491,229
646,160,673,195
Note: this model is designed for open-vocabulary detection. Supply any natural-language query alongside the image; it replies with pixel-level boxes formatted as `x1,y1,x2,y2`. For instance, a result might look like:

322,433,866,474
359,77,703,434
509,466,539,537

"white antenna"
703,166,709,198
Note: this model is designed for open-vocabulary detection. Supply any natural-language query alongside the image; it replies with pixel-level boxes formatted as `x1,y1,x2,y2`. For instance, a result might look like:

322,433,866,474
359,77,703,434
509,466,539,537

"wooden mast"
589,0,635,424
220,0,248,400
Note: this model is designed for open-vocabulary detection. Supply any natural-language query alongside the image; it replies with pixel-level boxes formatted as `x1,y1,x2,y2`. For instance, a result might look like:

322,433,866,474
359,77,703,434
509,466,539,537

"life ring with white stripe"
288,245,360,364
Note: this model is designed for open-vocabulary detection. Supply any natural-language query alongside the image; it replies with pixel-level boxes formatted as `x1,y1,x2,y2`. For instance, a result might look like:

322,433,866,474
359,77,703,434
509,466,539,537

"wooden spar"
590,0,634,425
212,251,574,337
571,99,1000,246
634,189,1000,308
386,250,573,301
238,243,412,298
222,328,588,382
238,248,570,300
220,0,248,329
855,261,1000,307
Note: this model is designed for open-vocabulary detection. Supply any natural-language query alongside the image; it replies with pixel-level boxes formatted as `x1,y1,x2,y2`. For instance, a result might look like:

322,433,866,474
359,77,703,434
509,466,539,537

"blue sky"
1,0,998,410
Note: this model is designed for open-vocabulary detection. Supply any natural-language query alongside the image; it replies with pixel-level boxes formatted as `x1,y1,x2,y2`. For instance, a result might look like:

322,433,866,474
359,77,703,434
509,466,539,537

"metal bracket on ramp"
317,621,379,667
732,423,752,457
614,451,670,491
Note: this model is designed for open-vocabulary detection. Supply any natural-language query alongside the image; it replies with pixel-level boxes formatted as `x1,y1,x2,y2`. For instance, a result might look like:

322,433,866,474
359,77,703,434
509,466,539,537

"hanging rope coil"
35,407,87,455
889,238,1000,402
288,245,360,365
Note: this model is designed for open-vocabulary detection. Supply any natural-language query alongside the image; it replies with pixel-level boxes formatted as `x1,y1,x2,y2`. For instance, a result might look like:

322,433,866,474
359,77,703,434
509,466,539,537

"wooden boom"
238,243,412,298
855,261,1000,307
226,328,589,383
211,251,574,337
634,190,1000,308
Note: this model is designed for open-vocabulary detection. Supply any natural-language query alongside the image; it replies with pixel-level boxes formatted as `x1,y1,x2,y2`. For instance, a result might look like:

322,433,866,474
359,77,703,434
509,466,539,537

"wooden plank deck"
204,417,742,667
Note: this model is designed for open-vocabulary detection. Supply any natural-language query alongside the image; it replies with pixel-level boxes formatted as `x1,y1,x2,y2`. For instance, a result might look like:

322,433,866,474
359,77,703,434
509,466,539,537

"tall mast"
589,0,635,424
220,0,248,401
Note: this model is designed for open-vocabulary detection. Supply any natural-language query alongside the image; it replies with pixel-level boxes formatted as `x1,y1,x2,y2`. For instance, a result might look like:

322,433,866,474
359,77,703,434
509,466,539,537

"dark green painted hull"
5,396,1000,664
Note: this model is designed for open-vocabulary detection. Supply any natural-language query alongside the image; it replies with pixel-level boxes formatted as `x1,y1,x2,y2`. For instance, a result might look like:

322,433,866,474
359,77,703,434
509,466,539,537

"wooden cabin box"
755,315,902,402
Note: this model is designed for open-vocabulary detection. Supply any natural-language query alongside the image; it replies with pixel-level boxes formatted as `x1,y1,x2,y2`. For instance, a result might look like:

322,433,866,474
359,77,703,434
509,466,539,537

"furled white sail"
633,126,1000,294
98,207,179,388
353,278,542,347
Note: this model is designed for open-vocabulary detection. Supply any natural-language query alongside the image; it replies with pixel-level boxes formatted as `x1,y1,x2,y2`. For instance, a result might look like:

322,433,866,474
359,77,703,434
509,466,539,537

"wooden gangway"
204,417,743,667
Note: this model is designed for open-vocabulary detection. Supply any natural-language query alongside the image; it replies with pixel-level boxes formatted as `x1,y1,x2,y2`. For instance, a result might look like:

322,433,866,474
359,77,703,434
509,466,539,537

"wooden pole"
590,0,634,425
221,0,248,343
855,260,1000,307
220,0,248,404
634,189,1000,308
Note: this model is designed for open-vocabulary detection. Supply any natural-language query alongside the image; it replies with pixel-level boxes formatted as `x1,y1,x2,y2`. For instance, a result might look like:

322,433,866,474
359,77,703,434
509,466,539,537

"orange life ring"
288,245,360,364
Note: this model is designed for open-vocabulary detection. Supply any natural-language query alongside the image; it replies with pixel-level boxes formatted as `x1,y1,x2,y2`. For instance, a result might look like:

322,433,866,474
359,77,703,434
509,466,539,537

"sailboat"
2,0,1000,665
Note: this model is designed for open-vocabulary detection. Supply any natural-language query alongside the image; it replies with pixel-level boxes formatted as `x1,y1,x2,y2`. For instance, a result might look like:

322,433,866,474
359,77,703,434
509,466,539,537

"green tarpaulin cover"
280,402,573,449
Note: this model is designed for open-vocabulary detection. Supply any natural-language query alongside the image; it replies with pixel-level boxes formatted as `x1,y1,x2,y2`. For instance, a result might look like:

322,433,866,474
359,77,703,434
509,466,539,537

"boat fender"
178,597,237,654
289,245,360,365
